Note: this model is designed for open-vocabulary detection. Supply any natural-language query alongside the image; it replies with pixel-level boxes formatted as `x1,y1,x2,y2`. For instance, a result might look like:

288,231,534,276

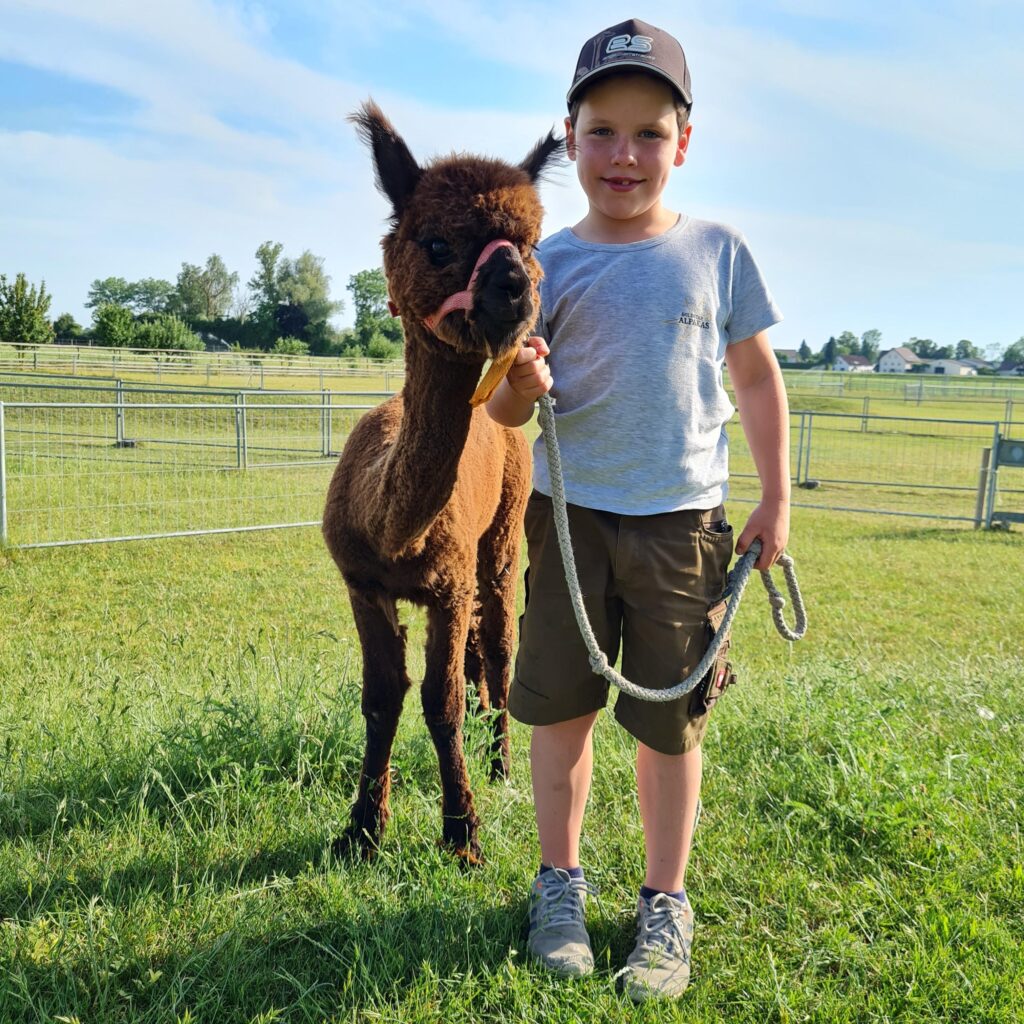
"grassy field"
1,507,1022,1022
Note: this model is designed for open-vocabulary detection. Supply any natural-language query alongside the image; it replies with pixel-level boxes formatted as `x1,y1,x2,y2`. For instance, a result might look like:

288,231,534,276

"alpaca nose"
479,246,529,304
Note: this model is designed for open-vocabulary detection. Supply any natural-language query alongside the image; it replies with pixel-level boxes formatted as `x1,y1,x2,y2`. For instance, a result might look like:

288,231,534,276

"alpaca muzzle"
419,238,528,407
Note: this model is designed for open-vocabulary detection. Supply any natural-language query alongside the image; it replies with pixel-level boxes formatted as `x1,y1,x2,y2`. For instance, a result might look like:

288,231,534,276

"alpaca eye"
423,238,452,265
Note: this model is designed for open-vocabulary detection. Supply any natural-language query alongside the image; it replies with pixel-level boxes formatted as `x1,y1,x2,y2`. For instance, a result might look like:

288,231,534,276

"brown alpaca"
322,102,560,863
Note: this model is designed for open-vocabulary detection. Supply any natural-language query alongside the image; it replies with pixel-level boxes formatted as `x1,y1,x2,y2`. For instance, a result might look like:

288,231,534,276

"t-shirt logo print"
666,304,712,331
606,34,653,55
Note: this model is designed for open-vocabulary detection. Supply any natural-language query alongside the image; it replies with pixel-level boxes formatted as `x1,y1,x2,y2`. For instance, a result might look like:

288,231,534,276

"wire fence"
1,402,1022,548
0,343,407,391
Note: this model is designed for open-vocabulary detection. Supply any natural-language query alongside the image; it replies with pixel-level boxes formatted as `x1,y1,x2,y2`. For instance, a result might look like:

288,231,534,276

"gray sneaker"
526,868,595,977
620,892,694,1000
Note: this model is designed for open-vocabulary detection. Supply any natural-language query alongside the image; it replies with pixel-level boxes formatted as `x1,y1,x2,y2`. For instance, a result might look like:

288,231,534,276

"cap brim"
566,62,691,108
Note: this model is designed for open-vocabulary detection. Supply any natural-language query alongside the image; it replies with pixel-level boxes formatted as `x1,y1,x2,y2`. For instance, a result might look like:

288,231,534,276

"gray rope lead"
537,393,807,703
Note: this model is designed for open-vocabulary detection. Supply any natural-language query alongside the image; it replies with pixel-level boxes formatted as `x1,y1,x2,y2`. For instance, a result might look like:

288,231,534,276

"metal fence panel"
0,401,373,547
1,402,1020,548
728,412,1005,524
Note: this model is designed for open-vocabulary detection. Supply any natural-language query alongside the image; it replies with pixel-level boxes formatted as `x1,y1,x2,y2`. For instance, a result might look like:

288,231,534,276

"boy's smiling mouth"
603,176,644,191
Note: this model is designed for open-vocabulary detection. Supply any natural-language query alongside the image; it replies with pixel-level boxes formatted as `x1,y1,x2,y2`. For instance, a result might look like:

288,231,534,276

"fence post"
1005,398,1014,434
260,363,265,390
861,395,870,433
321,390,332,457
802,412,814,482
794,412,805,486
985,427,1001,528
235,394,244,469
115,379,126,446
0,402,8,545
974,446,992,529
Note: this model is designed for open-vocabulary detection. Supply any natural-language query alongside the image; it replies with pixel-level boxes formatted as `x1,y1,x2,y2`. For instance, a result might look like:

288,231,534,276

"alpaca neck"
376,336,480,557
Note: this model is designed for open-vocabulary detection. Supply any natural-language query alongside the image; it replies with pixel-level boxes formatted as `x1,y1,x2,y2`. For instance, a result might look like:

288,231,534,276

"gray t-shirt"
532,214,782,514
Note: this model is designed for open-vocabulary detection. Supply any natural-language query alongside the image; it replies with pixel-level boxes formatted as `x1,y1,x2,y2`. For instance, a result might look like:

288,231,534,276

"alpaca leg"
477,552,519,782
464,608,490,713
423,599,482,863
336,587,411,859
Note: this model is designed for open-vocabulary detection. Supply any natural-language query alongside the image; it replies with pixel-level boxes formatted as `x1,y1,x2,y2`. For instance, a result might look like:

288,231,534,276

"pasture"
1,506,1022,1022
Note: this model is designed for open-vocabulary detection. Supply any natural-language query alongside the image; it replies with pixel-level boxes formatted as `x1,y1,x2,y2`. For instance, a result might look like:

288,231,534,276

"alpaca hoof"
332,823,379,862
488,756,511,783
441,815,483,866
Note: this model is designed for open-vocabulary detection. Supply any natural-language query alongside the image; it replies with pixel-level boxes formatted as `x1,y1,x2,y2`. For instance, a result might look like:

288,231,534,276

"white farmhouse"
877,347,925,373
834,354,874,372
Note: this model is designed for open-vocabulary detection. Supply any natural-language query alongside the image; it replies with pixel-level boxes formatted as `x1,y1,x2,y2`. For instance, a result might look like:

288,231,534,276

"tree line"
0,253,403,358
3,265,1023,368
791,329,1022,372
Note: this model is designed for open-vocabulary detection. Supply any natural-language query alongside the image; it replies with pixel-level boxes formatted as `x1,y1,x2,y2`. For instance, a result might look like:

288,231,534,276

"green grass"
1,507,1022,1022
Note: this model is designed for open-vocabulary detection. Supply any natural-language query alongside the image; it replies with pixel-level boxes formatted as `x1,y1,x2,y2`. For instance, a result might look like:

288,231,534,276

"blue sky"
2,0,1022,357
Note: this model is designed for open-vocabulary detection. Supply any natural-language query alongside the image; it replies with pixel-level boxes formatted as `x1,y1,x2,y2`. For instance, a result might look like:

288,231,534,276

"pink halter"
420,239,517,332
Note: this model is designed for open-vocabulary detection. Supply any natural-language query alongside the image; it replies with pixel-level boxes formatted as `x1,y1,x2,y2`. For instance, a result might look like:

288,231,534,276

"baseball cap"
567,19,691,109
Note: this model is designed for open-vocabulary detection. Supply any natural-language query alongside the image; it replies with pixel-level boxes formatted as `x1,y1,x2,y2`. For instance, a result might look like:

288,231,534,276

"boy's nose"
611,141,637,166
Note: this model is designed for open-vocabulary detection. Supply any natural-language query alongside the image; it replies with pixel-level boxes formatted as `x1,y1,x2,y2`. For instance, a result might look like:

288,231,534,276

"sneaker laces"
531,869,596,931
634,893,691,958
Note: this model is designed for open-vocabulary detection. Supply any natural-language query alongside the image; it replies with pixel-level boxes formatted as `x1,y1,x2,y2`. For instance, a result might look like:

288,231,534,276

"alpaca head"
351,101,561,367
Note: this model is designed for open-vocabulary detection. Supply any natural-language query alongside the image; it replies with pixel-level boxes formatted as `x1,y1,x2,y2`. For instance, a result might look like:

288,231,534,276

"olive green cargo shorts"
509,491,734,755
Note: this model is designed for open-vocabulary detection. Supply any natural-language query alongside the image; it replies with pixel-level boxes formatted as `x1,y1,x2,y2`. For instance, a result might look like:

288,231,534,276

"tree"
86,276,134,309
92,303,136,347
908,337,938,358
172,255,238,321
798,339,812,363
132,277,175,314
134,313,203,351
955,339,980,360
934,344,953,359
243,243,343,352
822,336,837,368
272,336,309,355
1003,337,1024,366
53,313,83,341
860,329,882,361
835,330,859,354
0,273,54,344
348,267,403,354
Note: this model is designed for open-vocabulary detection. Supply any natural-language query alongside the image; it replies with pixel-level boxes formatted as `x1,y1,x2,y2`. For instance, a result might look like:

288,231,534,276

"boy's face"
565,73,690,232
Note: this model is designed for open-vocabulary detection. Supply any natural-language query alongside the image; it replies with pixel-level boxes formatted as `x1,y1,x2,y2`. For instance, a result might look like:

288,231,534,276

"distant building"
959,357,992,372
997,358,1024,377
926,359,977,376
834,353,874,372
773,348,802,363
877,347,925,373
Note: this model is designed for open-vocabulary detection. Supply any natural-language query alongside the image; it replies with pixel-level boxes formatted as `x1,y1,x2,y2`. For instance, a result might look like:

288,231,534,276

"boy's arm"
485,336,552,427
724,330,791,570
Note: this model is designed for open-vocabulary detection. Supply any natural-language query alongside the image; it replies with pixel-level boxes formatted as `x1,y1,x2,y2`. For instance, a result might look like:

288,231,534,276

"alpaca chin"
428,304,534,363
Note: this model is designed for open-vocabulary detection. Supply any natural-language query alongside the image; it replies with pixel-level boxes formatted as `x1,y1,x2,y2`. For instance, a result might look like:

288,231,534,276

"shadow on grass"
0,887,639,1023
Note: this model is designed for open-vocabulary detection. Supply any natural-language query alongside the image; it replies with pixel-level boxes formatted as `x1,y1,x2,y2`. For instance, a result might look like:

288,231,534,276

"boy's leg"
525,711,600,977
636,742,702,892
531,711,600,869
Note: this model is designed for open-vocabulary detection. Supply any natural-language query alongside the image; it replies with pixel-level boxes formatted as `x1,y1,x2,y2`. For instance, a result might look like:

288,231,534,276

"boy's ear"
349,99,422,220
564,116,577,161
674,123,692,168
519,129,565,183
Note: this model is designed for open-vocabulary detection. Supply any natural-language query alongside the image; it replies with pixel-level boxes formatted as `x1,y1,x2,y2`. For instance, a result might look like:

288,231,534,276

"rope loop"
536,393,807,703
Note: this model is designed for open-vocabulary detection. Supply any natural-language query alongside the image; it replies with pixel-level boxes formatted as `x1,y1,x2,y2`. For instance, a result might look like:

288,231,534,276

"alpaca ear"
349,100,422,218
519,130,564,184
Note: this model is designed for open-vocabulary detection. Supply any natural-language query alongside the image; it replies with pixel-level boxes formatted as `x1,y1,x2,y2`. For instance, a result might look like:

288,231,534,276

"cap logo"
606,33,653,55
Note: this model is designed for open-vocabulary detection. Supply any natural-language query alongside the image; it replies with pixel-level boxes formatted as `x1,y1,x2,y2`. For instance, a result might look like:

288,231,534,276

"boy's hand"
506,336,552,402
735,498,790,571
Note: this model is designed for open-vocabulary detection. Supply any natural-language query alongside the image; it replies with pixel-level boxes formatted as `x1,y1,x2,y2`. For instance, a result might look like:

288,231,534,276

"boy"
486,19,790,1001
